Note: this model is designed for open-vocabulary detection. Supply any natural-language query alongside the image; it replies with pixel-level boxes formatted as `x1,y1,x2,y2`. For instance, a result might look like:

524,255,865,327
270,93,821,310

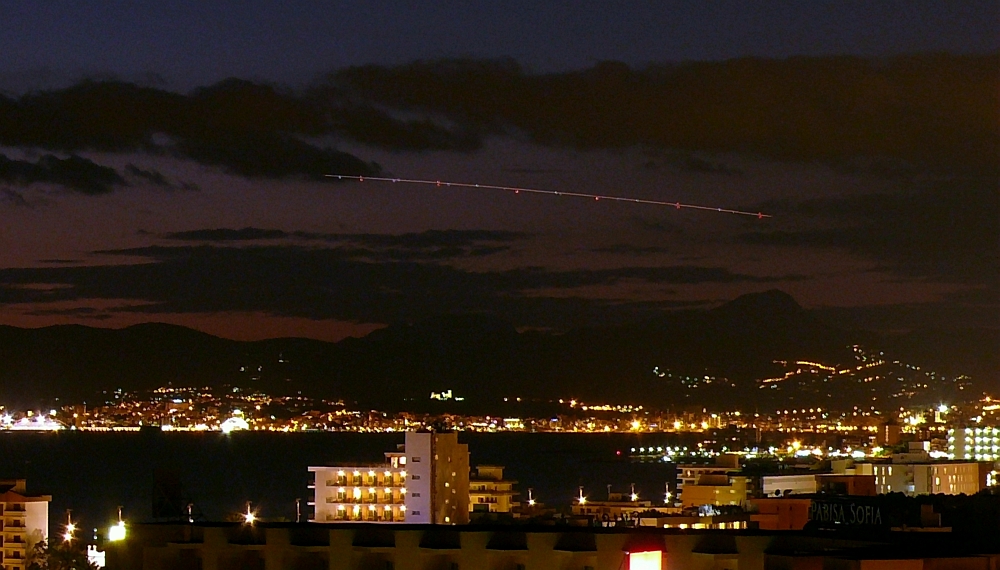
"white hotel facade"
309,431,469,525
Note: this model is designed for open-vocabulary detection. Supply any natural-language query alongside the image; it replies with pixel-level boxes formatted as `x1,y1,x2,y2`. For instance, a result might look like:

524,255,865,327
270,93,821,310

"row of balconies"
325,497,405,505
324,512,404,523
325,477,405,487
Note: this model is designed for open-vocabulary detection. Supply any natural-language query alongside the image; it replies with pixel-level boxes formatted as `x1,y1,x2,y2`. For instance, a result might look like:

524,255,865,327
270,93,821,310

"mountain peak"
716,289,803,316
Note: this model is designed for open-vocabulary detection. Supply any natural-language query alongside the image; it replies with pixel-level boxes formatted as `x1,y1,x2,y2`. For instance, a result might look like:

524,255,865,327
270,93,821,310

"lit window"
629,551,662,570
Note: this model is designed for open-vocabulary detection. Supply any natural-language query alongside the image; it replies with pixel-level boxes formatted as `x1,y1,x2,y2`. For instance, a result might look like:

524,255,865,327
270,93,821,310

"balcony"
326,496,403,505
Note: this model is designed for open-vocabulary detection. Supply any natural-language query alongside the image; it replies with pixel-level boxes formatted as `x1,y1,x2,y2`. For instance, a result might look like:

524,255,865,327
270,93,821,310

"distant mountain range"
0,290,995,410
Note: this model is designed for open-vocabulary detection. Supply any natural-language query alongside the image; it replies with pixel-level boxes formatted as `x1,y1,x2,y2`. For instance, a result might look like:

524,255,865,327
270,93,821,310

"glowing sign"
629,550,662,570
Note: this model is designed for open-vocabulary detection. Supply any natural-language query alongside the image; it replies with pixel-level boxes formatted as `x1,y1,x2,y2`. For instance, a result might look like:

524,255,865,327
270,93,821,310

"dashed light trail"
326,175,771,218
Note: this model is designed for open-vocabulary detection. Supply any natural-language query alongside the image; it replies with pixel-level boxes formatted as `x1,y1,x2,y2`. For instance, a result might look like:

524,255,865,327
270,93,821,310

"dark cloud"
124,164,173,188
0,243,786,328
591,244,678,255
163,227,526,247
1,188,29,207
740,178,999,286
161,227,523,261
176,132,378,179
164,227,291,241
1,55,993,183
326,55,998,171
326,104,481,152
0,79,379,179
0,153,124,194
24,306,113,320
329,229,526,248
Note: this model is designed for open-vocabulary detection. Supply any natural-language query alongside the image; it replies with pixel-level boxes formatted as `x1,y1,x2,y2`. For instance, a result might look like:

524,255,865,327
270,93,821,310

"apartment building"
468,466,517,514
950,426,1000,460
309,431,470,525
0,479,50,570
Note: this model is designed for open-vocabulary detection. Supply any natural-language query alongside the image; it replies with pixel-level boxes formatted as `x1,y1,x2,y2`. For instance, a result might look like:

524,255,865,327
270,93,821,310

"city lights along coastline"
327,174,772,218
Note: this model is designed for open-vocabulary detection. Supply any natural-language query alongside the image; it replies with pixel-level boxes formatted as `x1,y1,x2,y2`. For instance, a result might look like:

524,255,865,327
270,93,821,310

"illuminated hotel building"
469,466,517,514
309,431,469,525
869,461,986,496
0,479,50,570
949,426,1000,460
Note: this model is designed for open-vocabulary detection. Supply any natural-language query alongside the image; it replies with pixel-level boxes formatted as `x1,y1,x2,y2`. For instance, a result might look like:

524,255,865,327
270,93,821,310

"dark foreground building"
105,522,1000,570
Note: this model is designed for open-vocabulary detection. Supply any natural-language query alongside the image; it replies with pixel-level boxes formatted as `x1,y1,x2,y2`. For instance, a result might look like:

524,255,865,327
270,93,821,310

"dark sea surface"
0,432,683,535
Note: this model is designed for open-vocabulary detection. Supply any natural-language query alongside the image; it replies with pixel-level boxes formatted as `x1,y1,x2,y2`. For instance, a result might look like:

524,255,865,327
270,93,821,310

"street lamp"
108,507,127,542
243,501,256,524
63,510,75,542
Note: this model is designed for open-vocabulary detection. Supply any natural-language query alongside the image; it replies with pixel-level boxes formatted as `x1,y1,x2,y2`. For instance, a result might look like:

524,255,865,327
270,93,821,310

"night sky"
0,1,996,341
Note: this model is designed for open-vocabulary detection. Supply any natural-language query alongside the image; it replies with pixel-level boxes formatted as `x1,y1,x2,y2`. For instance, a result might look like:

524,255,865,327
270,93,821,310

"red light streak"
326,175,771,218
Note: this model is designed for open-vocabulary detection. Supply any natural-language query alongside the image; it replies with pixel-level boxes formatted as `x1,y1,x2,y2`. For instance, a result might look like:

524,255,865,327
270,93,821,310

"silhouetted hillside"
0,291,993,410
